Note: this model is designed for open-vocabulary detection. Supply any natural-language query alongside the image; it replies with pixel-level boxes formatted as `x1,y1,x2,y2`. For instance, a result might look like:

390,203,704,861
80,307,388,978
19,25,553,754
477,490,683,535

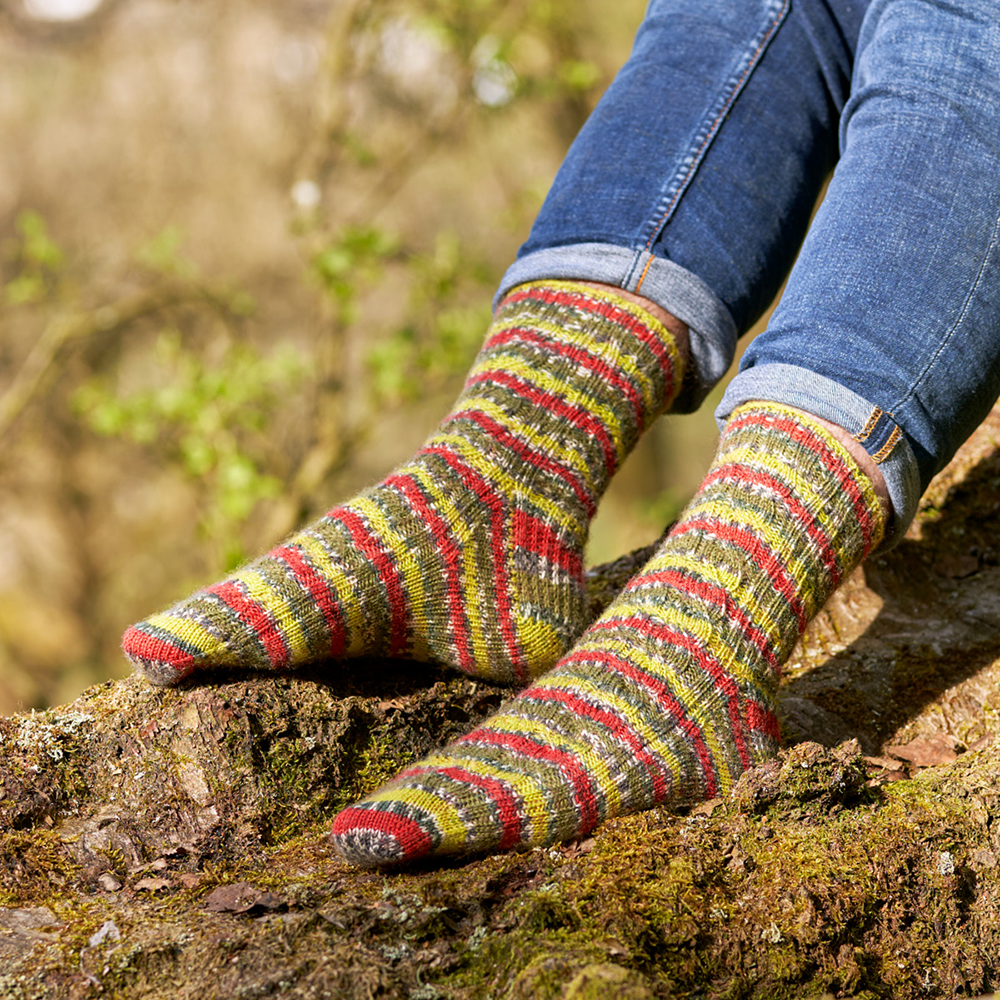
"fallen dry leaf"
134,877,170,893
864,755,904,770
691,797,723,817
204,882,285,915
885,733,962,769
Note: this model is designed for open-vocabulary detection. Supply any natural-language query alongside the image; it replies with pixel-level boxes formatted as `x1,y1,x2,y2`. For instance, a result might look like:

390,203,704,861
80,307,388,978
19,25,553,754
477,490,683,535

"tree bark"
4,411,1000,999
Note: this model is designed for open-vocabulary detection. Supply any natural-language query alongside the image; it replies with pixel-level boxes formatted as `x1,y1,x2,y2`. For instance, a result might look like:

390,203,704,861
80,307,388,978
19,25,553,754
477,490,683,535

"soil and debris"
4,410,1000,999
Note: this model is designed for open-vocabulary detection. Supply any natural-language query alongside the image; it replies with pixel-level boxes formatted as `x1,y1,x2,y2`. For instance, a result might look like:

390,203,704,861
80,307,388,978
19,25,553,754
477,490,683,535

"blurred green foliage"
312,225,399,325
4,210,64,305
72,333,305,570
0,0,696,713
366,233,493,405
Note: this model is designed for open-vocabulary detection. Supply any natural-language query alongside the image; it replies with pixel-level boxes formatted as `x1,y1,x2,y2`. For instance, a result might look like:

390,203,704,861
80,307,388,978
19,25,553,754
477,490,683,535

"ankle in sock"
122,280,684,686
330,402,885,867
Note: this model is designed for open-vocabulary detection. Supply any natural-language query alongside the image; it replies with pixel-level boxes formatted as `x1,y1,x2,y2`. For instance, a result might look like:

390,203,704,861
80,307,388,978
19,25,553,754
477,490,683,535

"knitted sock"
122,280,684,686
331,403,886,867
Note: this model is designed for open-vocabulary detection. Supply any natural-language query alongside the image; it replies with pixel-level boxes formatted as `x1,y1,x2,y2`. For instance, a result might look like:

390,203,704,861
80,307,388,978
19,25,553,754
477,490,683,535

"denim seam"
853,408,882,443
889,199,1000,417
630,0,791,295
870,425,902,464
852,406,902,464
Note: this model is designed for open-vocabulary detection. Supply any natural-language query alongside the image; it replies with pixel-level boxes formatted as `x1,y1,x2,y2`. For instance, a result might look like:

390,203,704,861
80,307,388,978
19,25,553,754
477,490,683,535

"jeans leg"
497,0,869,409
719,0,1000,543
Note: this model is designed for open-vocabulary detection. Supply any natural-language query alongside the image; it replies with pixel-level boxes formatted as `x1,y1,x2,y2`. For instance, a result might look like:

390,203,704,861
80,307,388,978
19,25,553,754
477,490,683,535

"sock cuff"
495,279,686,418
723,401,887,558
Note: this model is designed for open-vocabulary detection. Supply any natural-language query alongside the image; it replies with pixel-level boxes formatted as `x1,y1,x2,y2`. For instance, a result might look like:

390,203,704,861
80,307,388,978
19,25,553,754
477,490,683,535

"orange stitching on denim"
872,426,902,464
853,408,883,444
640,0,790,259
634,254,656,294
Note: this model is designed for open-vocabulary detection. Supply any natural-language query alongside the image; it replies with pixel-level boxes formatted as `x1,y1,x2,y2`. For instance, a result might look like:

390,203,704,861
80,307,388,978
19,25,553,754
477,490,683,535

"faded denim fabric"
497,0,1000,545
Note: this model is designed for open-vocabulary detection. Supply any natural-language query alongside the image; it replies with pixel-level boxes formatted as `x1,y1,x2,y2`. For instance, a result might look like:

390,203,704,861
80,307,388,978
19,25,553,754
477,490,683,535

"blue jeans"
497,0,1000,546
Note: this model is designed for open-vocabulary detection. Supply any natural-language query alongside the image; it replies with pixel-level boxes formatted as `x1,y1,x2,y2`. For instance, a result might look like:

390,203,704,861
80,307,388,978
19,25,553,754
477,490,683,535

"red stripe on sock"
457,728,599,834
327,509,409,657
745,699,781,741
420,446,522,676
500,283,679,400
452,407,597,517
512,511,583,576
483,327,646,431
726,409,878,555
396,764,525,851
525,687,669,804
205,580,290,667
626,569,778,670
671,516,808,634
702,463,842,587
588,616,752,770
386,473,474,672
331,806,432,861
121,627,194,673
464,370,619,475
560,647,718,797
270,544,347,658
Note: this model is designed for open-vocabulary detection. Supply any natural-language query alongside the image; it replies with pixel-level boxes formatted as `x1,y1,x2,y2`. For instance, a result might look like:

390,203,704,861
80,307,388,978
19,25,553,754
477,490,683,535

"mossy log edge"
5,409,1000,999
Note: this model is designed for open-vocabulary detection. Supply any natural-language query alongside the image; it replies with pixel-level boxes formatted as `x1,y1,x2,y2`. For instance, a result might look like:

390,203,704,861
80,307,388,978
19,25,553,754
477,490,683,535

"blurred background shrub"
0,0,734,711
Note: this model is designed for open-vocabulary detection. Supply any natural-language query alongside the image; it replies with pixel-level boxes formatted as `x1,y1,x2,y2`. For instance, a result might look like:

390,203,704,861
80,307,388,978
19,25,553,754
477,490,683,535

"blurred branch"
0,282,240,448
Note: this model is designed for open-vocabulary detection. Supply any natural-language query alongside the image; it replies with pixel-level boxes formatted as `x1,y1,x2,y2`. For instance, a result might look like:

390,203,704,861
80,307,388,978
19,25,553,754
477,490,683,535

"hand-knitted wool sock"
122,280,684,686
330,402,886,867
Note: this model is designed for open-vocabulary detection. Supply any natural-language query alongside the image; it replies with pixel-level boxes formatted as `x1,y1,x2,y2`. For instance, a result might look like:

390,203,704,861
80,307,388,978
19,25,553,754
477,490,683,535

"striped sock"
330,403,886,867
122,281,684,686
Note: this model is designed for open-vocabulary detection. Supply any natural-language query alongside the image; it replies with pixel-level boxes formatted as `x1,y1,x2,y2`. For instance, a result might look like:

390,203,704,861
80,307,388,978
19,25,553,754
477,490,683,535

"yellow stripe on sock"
424,430,578,538
421,752,550,846
296,532,368,657
144,612,229,659
476,712,620,813
526,316,663,419
637,550,785,650
454,394,593,482
351,495,429,662
565,632,739,776
233,567,312,663
463,356,629,462
363,784,464,851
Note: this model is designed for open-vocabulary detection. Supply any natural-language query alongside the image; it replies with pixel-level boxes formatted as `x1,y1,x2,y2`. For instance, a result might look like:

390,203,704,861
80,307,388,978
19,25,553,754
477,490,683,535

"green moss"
0,829,83,906
353,721,418,795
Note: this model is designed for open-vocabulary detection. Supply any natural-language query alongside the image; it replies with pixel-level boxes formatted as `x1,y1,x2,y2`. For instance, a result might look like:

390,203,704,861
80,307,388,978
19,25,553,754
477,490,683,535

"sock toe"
122,606,237,685
121,625,198,685
330,805,434,868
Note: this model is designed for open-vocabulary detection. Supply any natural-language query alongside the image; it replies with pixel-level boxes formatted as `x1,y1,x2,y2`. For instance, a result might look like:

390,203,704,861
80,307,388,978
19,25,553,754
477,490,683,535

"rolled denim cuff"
496,244,738,412
716,363,920,549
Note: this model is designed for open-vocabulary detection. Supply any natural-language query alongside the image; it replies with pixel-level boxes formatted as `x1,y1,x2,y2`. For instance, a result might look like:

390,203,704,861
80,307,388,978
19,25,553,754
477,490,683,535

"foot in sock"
122,280,685,686
330,402,886,867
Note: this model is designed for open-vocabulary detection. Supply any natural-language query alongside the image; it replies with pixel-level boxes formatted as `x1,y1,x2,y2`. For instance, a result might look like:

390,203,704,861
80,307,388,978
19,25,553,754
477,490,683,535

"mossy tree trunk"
4,412,1000,1000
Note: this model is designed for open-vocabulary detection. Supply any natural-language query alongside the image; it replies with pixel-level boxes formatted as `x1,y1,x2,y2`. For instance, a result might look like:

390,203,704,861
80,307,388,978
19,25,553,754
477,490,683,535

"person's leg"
123,281,686,687
331,401,886,865
719,0,1000,531
331,0,1000,865
124,0,864,688
499,0,869,410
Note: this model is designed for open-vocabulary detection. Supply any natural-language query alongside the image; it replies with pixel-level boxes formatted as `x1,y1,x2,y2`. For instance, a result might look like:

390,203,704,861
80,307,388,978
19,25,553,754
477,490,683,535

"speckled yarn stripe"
122,281,684,686
330,403,885,867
